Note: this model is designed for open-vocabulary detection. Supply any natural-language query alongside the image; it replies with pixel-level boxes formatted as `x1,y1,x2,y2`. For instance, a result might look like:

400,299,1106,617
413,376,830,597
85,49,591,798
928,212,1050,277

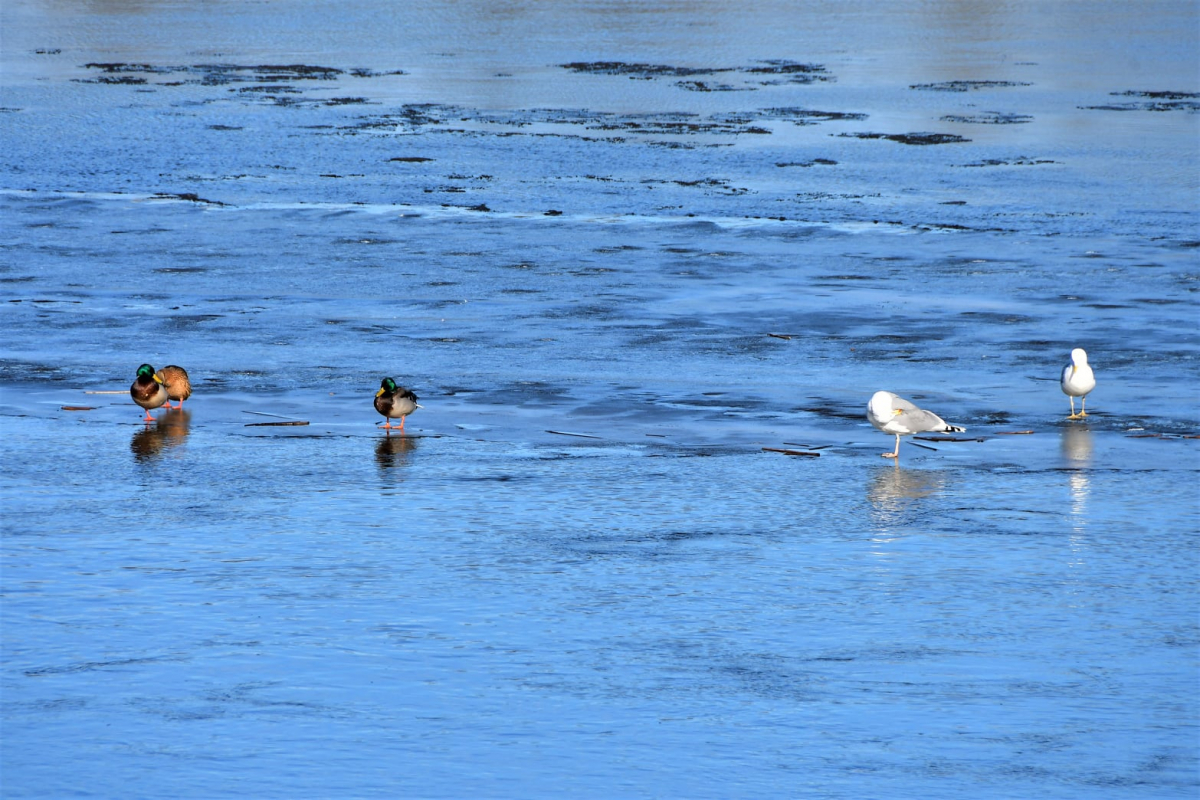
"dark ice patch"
84,62,169,73
1081,90,1199,113
200,63,343,81
349,68,407,78
744,60,831,81
236,84,301,94
675,81,750,93
910,80,1032,92
82,62,345,85
958,311,1035,325
838,132,970,145
560,62,731,78
151,192,227,206
959,157,1057,167
941,112,1033,124
762,107,867,123
92,76,148,85
342,103,866,144
642,177,748,196
332,237,399,245
165,314,224,328
776,158,838,167
75,61,404,107
0,360,77,384
584,113,766,137
561,60,833,88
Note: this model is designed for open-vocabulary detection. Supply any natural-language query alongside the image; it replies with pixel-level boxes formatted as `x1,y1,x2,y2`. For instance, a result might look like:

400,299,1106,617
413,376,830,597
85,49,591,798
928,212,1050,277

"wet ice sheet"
2,0,1199,797
1,200,1196,435
2,392,1198,798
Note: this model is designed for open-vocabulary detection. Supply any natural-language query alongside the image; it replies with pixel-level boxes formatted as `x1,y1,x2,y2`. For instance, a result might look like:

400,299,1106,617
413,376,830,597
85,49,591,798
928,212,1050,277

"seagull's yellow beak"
893,409,902,416
1071,365,1077,376
375,387,385,397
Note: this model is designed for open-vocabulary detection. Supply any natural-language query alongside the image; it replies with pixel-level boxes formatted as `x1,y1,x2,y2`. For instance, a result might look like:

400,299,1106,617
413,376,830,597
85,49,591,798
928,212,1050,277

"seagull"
867,391,966,459
1060,348,1096,419
374,377,422,432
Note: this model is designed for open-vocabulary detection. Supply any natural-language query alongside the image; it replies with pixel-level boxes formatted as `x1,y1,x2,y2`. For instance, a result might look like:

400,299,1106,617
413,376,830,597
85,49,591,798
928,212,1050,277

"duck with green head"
374,377,421,432
130,363,169,421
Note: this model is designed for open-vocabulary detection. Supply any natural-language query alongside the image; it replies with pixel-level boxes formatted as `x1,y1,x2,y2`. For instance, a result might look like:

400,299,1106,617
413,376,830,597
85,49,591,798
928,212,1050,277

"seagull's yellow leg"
881,433,900,458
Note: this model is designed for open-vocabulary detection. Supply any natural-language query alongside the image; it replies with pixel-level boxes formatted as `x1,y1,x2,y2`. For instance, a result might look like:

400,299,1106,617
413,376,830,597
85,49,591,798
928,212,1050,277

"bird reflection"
867,465,946,527
868,465,945,506
1061,426,1092,535
130,408,191,462
376,434,418,472
1060,424,1094,464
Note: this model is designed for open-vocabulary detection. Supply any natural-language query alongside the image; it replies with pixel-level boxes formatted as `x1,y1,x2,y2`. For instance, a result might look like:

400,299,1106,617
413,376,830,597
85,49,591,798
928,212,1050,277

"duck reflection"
376,433,418,472
130,408,191,462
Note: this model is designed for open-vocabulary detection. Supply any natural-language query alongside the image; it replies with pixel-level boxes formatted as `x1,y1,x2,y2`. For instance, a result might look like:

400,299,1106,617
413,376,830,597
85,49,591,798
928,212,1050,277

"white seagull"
867,391,966,459
1060,348,1096,419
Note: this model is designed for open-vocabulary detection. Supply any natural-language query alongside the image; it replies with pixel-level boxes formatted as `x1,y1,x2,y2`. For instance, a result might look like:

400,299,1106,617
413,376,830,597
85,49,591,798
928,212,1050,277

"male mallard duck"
155,365,191,409
1060,348,1096,419
130,363,169,421
867,391,966,460
374,377,422,431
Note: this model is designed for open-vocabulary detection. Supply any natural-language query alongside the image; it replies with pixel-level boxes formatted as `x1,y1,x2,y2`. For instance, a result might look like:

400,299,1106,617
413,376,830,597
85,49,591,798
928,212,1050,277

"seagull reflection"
867,465,946,526
1060,424,1093,464
130,408,191,462
1069,471,1090,524
1061,426,1092,534
376,433,418,472
868,465,945,506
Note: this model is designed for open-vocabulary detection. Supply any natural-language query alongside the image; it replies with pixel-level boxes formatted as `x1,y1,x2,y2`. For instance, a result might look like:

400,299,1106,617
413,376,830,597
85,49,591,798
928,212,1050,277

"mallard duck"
1060,348,1096,419
374,377,422,431
155,365,191,409
130,363,169,421
868,391,966,459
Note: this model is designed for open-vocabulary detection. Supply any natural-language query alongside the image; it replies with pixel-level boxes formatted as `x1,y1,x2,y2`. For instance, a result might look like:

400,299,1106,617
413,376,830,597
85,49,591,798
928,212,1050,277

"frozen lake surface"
2,1,1198,797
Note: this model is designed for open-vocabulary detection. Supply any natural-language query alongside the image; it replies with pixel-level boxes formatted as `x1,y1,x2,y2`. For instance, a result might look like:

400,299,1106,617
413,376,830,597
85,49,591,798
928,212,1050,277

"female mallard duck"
155,365,191,409
130,363,169,421
374,377,422,431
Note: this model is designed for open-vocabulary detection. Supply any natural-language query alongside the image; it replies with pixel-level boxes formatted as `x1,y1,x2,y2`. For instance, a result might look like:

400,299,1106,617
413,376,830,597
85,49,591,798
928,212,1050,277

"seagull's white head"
868,391,894,419
1070,348,1088,365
